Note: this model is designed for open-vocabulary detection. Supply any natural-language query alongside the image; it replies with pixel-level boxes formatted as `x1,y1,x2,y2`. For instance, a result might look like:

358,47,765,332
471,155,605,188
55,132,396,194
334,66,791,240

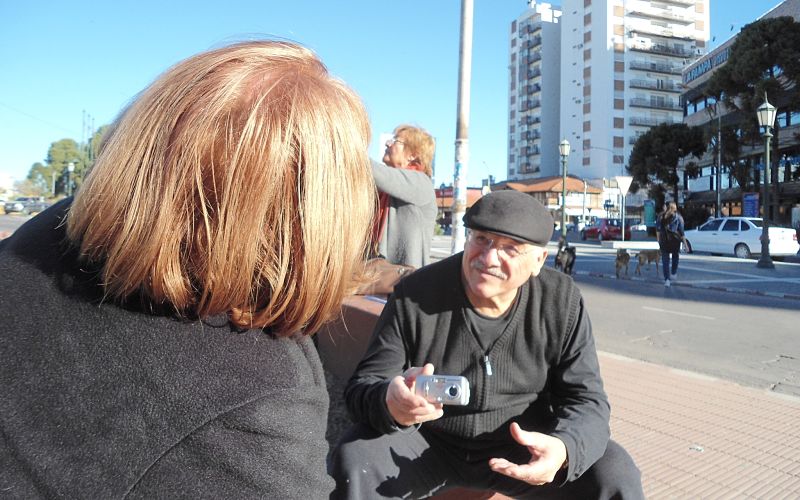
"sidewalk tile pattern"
600,352,800,498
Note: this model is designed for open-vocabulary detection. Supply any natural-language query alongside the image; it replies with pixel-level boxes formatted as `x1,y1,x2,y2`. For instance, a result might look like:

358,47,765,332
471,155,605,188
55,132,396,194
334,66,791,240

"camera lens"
447,385,459,398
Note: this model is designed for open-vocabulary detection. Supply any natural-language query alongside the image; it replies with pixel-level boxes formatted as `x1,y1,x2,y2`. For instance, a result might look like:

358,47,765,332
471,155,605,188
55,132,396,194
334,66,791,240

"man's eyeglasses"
386,137,405,147
467,230,532,259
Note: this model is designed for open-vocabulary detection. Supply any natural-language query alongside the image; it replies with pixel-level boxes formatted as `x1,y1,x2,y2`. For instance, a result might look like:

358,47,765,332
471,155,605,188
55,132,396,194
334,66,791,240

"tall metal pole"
451,0,474,254
716,114,722,217
756,131,774,268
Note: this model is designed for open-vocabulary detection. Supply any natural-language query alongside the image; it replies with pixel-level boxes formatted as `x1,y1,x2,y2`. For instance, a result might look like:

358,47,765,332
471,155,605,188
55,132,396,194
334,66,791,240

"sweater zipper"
483,355,493,376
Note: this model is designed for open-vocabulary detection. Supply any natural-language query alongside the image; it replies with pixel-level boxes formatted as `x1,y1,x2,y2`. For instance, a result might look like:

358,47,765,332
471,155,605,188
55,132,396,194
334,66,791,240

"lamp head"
756,93,776,130
558,139,570,158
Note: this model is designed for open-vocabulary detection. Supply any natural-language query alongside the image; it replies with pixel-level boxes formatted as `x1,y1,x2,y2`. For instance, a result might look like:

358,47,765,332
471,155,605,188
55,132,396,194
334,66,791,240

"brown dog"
635,249,661,276
615,249,630,278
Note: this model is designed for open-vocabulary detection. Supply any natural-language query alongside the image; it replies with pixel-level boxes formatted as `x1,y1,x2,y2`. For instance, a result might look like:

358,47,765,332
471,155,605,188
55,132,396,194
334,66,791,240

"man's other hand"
385,363,444,426
487,422,568,486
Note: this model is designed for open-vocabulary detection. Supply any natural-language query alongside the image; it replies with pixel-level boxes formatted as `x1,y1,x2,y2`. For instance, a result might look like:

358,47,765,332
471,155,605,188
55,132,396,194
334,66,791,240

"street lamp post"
756,94,776,269
559,139,570,241
756,92,777,269
67,162,75,198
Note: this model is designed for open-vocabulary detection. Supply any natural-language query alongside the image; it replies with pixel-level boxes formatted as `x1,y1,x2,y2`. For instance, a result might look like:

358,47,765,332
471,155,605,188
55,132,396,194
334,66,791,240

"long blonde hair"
67,40,375,336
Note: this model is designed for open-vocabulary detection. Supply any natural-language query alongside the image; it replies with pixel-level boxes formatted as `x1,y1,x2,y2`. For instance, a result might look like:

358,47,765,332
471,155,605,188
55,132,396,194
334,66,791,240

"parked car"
683,217,799,258
3,196,50,215
580,218,631,241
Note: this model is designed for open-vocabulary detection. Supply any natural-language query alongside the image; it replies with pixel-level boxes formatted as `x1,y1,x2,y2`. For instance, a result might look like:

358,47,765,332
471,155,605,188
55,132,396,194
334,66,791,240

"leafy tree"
27,139,85,196
14,178,49,197
628,123,707,204
703,118,746,189
705,16,800,188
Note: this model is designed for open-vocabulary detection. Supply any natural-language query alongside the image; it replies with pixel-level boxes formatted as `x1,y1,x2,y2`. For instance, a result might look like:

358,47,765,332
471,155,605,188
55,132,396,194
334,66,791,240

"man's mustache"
471,260,507,280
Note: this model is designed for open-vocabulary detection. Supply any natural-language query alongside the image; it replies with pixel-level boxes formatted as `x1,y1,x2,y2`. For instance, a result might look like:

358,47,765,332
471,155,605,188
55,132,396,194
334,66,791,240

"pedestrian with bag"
657,202,685,287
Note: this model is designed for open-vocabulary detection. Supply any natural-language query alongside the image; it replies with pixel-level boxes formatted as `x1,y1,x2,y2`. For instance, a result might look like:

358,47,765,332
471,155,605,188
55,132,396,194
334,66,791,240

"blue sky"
0,0,780,189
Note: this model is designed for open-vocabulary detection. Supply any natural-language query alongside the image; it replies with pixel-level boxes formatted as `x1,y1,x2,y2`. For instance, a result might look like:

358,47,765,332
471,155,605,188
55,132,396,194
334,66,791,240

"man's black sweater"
345,253,610,482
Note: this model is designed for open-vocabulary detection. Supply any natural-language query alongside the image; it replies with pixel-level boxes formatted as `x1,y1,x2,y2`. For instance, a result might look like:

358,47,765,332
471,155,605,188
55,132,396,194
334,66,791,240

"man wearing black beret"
331,190,643,499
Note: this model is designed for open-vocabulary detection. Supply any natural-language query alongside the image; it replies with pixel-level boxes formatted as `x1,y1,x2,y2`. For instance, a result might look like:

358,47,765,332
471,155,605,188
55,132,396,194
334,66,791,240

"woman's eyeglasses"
385,138,405,147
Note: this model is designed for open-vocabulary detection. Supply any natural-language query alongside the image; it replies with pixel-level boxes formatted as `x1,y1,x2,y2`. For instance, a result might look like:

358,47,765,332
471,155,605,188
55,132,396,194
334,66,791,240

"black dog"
555,244,576,275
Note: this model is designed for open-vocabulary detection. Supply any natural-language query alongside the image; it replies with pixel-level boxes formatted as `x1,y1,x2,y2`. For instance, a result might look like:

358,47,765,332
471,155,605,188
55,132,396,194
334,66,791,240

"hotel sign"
683,47,730,84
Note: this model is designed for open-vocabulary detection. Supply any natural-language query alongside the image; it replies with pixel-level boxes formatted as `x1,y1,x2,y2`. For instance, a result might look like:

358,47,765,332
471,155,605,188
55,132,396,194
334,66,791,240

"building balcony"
629,43,695,58
629,60,682,75
526,83,541,94
527,68,541,79
520,115,541,126
519,164,540,174
627,26,695,42
657,0,695,6
627,8,694,25
629,116,679,127
524,130,541,140
630,97,682,111
527,52,542,63
629,79,682,93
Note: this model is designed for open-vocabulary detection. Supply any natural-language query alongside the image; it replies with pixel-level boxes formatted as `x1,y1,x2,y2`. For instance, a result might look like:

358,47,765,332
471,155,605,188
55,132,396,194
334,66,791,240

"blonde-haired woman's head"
68,40,375,336
382,124,435,177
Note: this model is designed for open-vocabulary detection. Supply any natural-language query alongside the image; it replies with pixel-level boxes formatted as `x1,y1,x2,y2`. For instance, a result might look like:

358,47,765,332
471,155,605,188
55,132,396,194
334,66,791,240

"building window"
584,0,591,7
584,121,591,132
583,66,591,78
584,85,591,96
510,125,516,133
584,13,591,25
584,31,592,43
613,155,624,164
583,103,591,114
613,24,624,36
583,48,591,60
614,99,624,110
614,61,624,72
583,139,591,150
695,20,705,30
613,136,624,148
510,110,516,119
614,117,624,128
614,42,625,52
510,95,516,104
614,80,624,91
512,20,517,33
583,156,591,166
613,5,624,17
695,3,704,13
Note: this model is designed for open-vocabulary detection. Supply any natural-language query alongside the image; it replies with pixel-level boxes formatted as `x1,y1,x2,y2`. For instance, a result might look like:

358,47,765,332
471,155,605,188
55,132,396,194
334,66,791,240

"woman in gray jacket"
371,124,437,268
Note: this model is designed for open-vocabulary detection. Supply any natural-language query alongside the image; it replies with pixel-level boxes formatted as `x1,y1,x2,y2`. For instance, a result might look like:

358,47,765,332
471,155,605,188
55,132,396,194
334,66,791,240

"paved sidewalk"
601,351,800,498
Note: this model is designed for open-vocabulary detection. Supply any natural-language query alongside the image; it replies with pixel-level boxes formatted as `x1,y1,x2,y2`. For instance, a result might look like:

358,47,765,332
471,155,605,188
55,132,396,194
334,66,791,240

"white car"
683,217,799,259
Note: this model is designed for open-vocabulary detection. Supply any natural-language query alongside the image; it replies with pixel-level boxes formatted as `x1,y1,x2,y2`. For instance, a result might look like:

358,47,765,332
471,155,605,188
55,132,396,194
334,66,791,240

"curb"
573,269,800,302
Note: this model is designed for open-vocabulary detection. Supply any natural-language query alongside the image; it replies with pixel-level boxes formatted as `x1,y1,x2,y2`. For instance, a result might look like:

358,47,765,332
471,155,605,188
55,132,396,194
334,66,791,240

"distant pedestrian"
795,219,800,255
657,202,685,287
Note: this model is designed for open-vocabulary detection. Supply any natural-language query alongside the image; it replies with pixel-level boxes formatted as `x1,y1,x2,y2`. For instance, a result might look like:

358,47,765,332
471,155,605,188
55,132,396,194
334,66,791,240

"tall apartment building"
560,0,709,181
507,2,563,180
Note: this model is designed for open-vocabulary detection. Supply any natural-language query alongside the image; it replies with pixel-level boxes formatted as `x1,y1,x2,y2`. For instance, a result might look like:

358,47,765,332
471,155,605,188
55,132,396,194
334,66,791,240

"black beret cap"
463,190,553,246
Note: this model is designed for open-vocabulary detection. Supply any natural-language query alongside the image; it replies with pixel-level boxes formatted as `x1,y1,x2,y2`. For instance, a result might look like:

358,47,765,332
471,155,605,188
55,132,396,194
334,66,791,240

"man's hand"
488,422,568,486
385,363,444,426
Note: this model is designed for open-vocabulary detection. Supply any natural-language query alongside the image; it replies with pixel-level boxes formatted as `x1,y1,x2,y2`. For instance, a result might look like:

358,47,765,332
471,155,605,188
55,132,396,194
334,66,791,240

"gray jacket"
372,159,437,268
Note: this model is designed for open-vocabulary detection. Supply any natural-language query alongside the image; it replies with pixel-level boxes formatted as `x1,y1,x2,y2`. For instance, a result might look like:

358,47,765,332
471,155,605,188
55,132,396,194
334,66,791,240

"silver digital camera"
415,375,470,406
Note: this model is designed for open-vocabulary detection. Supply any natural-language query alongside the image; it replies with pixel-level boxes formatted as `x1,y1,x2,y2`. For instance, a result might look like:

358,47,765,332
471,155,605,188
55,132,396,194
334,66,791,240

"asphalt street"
431,233,800,397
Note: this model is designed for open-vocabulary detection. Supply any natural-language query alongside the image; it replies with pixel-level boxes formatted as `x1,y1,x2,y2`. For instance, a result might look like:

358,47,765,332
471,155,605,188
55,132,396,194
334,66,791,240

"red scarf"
370,162,426,257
